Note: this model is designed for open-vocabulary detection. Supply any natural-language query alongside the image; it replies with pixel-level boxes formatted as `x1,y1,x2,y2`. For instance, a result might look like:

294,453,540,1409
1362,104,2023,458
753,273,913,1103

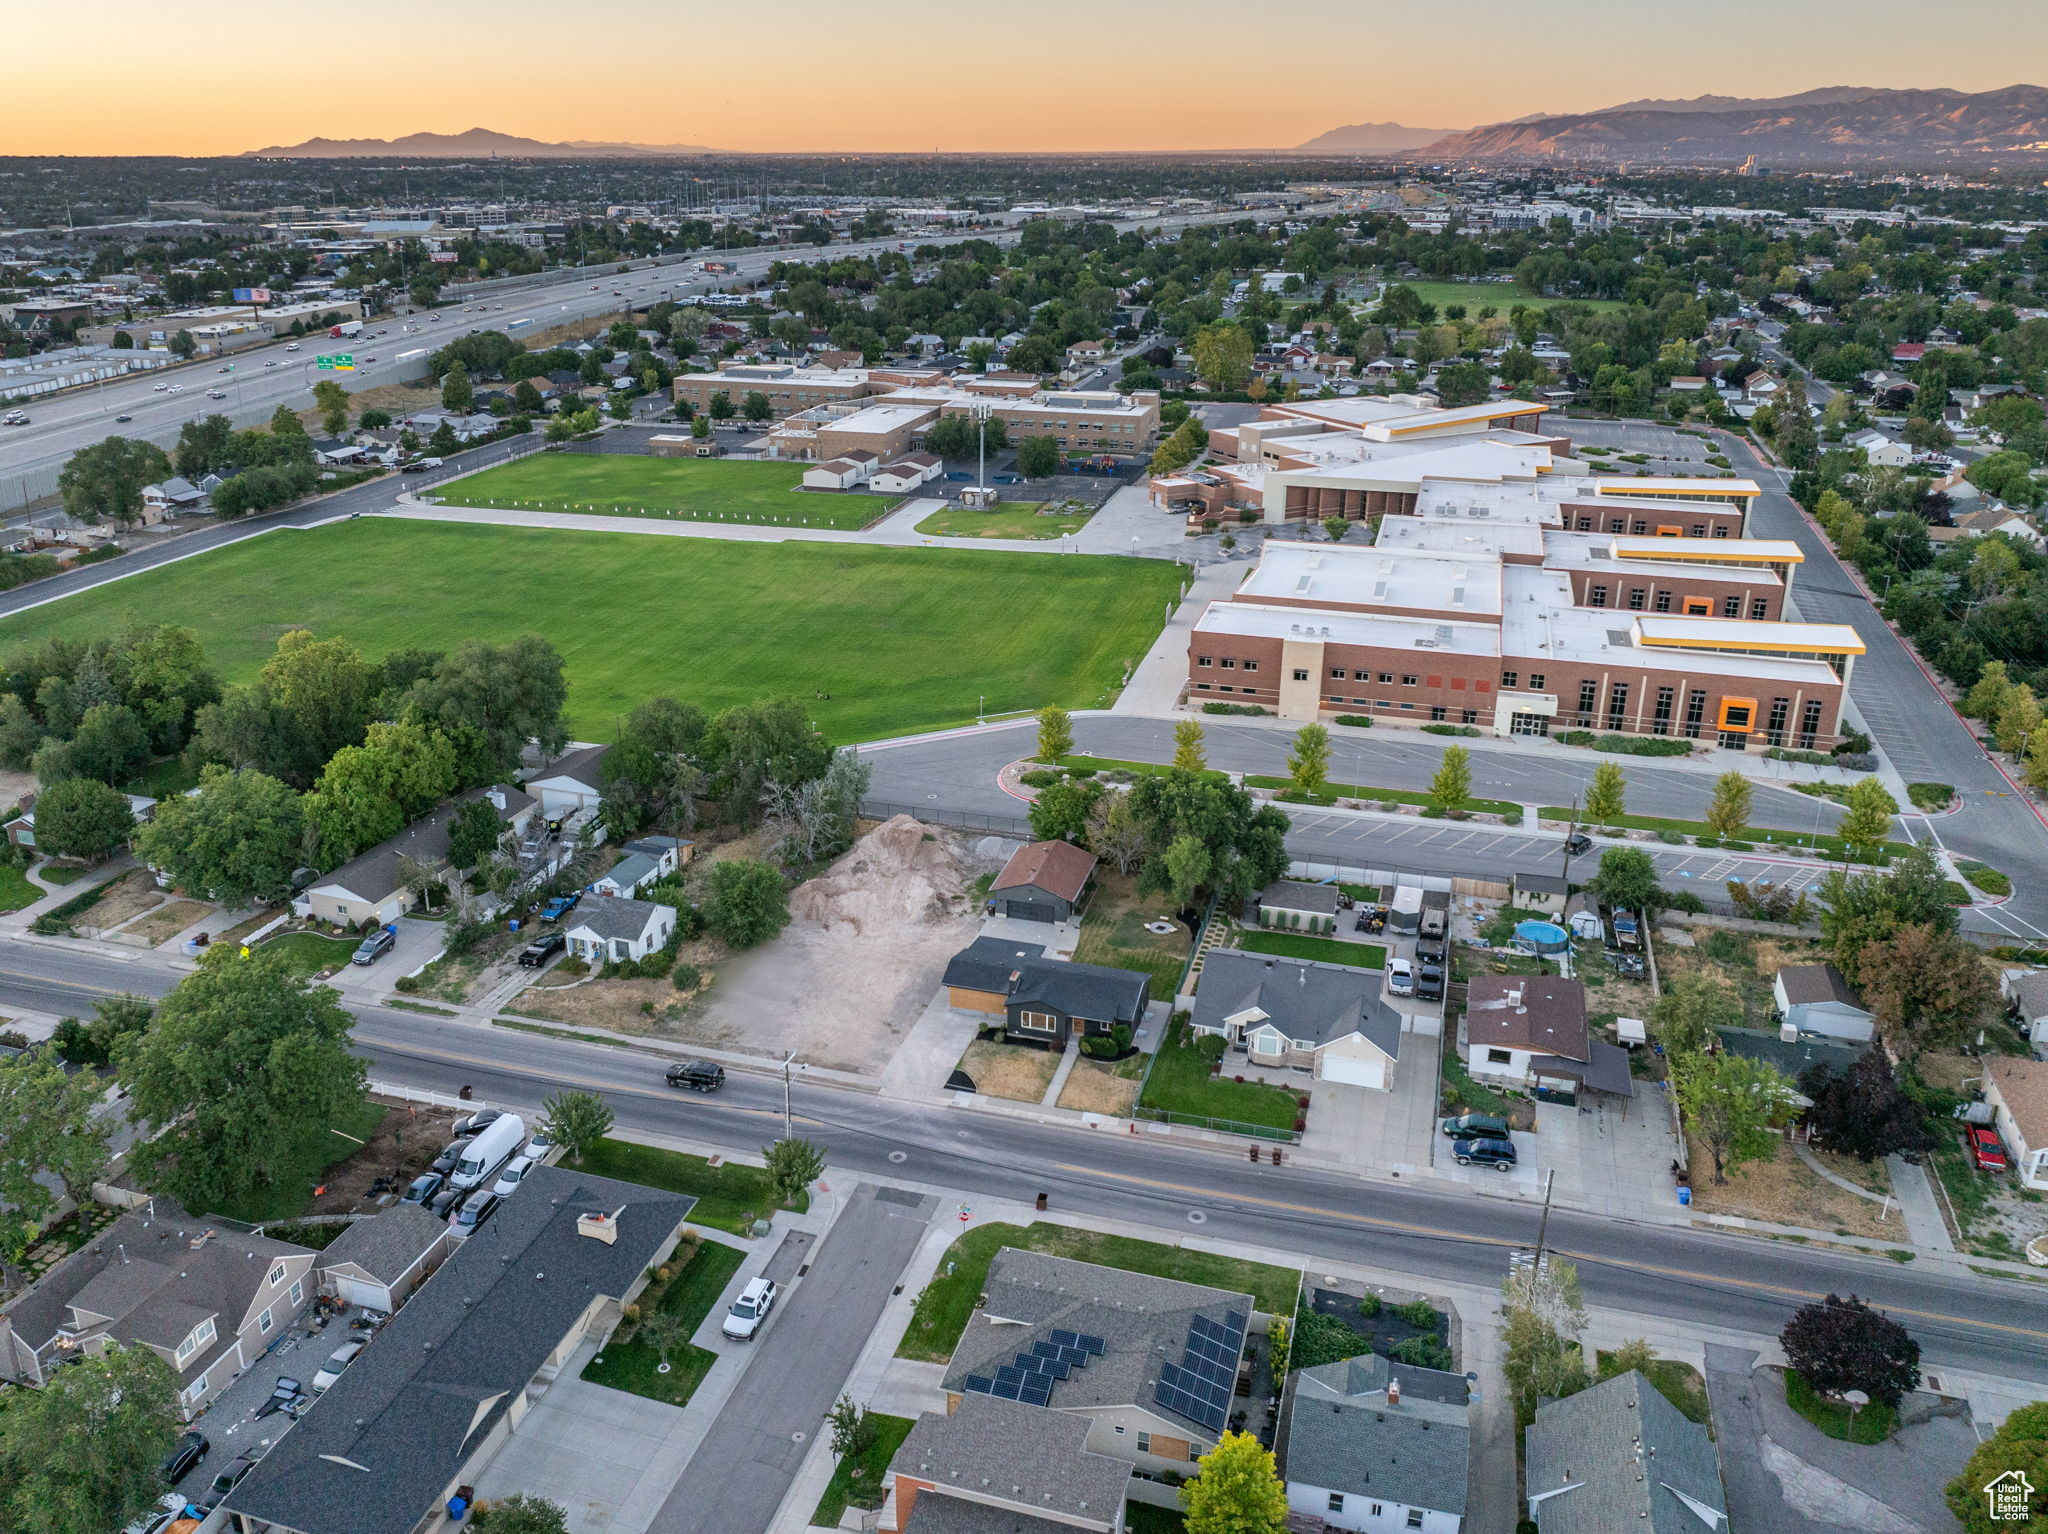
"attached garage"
1317,1051,1388,1090
1001,898,1057,924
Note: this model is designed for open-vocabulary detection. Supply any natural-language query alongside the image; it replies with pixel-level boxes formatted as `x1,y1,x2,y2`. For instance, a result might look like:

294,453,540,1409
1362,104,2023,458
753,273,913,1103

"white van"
448,1113,526,1191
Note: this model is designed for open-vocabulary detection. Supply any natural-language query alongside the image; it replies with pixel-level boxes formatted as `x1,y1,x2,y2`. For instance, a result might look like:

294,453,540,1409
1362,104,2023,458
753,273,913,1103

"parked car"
400,459,429,472
453,1108,502,1138
538,893,581,922
201,1452,262,1510
311,1340,365,1393
665,1060,725,1093
161,1431,209,1485
1416,958,1444,1001
430,1143,462,1176
427,1185,465,1220
1563,832,1593,857
1454,1137,1518,1171
493,1153,538,1197
526,1126,555,1158
352,927,396,965
1970,1125,2010,1172
518,932,566,968
449,1188,499,1232
1386,958,1415,997
1441,1112,1510,1141
721,1276,779,1340
401,1172,445,1205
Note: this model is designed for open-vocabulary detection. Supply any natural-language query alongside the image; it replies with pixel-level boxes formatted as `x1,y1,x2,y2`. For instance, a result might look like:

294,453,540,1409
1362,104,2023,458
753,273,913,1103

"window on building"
1684,689,1707,739
1608,518,1626,534
1588,584,1608,607
1378,672,1395,684
1626,587,1647,610
1220,658,1236,669
1712,524,1730,538
1653,686,1675,735
1137,1433,1152,1454
1501,670,1519,690
1196,682,1213,691
1527,673,1545,690
1407,1511,1425,1530
1751,598,1770,620
1577,680,1599,723
1430,705,1447,721
1328,1493,1346,1513
1690,523,1707,537
1486,1048,1513,1064
1722,596,1741,618
1766,696,1790,747
1244,660,1259,671
1402,674,1419,687
1197,656,1213,667
1462,709,1479,724
1293,668,1310,682
289,1281,303,1308
1653,589,1673,612
259,1308,274,1335
1016,1010,1061,1033
1607,682,1629,730
1630,519,1648,535
1575,515,1593,531
1400,701,1415,710
1799,697,1824,750
1215,684,1233,692
1113,1425,1126,1435
1330,667,1347,679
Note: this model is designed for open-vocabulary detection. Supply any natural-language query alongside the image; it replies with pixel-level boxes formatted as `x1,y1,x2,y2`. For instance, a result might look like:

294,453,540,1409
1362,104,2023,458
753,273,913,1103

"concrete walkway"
1113,560,1243,716
1887,1153,1958,1253
1792,1142,1889,1204
1040,1036,1081,1107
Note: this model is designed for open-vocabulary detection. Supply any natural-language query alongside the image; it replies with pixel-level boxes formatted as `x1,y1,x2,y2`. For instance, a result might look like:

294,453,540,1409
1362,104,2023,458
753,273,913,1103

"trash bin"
1677,1186,1692,1207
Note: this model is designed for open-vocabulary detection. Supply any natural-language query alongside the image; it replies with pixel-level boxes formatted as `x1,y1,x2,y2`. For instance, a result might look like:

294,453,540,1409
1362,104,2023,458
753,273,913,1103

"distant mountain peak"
242,127,714,159
1295,121,1458,153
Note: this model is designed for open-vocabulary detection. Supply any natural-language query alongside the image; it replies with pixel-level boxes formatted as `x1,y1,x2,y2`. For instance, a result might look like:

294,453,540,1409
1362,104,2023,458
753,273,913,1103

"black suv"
162,1430,209,1485
665,1060,725,1092
1454,1136,1518,1171
1416,957,1445,1001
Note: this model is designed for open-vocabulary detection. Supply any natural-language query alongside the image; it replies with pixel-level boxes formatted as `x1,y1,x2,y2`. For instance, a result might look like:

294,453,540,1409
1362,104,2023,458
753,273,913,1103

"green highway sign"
316,354,355,371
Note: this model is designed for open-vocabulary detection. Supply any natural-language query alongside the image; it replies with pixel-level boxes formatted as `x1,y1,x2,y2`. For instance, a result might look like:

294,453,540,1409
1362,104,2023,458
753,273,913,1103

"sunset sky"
7,0,2046,157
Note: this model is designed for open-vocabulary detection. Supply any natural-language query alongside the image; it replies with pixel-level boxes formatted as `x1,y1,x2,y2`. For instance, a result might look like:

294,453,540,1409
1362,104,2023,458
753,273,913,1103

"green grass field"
580,1236,745,1407
0,520,1182,743
444,453,894,530
915,504,1093,540
1137,1020,1303,1135
1379,279,1631,317
567,1138,807,1235
1237,930,1386,971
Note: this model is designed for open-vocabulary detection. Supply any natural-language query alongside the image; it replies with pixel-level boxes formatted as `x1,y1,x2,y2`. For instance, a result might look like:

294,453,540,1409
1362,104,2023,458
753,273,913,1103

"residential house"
1512,873,1570,917
2004,969,2048,1053
1742,373,1782,404
1984,1056,2048,1190
224,1168,692,1534
1666,376,1708,394
1714,1023,1866,1086
620,835,693,878
1945,505,2044,549
1892,342,1927,365
1524,1370,1728,1533
1279,1352,1471,1534
562,895,675,965
940,1248,1257,1477
316,1202,451,1313
1257,879,1342,934
140,476,205,517
296,783,534,928
1848,428,1912,467
1191,950,1402,1089
942,937,1149,1046
870,453,944,493
878,1392,1131,1534
5,790,156,854
0,1204,316,1418
990,839,1098,923
1464,975,1634,1102
524,743,610,818
592,849,662,898
18,509,114,549
1770,963,1873,1042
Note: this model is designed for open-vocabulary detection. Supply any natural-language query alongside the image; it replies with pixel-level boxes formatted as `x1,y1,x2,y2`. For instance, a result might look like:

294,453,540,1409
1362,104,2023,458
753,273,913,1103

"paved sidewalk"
1887,1153,1957,1253
1113,560,1242,717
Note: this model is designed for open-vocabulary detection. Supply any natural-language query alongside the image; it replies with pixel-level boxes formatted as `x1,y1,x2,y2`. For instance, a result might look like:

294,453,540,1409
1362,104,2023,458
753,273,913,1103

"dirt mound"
789,814,966,936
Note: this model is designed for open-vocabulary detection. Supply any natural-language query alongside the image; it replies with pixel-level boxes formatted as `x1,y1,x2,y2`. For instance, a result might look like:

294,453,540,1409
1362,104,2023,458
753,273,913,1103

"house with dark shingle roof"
1525,1370,1727,1533
1770,963,1873,1042
941,937,1150,1046
1279,1352,1471,1533
991,840,1098,923
563,894,676,964
879,1392,1129,1534
940,1247,1257,1477
1191,950,1402,1090
224,1166,692,1534
1257,879,1342,933
317,1202,451,1313
0,1203,316,1418
1466,975,1633,1101
523,743,610,818
298,783,535,928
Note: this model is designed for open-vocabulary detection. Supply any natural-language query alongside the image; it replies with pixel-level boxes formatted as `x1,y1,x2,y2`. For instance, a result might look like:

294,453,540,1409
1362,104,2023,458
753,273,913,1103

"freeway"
6,938,2048,1383
0,207,1298,512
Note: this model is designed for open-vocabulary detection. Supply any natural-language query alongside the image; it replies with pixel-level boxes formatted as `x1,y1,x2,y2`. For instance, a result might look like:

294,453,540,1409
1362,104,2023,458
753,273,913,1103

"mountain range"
241,127,714,159
1404,85,2048,165
1293,121,1456,153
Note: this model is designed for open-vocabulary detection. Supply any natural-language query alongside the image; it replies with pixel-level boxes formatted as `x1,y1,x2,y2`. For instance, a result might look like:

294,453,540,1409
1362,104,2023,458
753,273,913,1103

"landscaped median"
1244,775,1520,818
1536,808,1915,866
915,503,1093,540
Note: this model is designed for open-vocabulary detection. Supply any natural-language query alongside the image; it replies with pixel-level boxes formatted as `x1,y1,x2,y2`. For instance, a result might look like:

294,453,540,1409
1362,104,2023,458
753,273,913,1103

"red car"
1969,1125,2009,1172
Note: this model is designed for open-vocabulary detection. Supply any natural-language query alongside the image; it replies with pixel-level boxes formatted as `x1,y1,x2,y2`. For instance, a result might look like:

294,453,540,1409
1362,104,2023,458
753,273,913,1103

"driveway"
1704,1346,1971,1534
644,1184,936,1534
323,917,446,1001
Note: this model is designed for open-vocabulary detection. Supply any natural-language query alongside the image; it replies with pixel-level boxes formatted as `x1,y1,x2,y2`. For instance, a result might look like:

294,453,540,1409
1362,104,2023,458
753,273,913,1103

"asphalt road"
0,208,1296,512
9,939,2048,1384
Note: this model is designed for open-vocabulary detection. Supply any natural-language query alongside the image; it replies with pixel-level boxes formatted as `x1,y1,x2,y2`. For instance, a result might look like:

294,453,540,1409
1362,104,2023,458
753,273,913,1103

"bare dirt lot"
1057,1056,1144,1115
79,870,166,933
957,1038,1060,1102
1686,1133,1905,1241
305,1101,464,1216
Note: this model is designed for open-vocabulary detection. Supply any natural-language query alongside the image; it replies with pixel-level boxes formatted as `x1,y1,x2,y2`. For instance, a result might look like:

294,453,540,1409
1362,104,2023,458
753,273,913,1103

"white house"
524,744,609,819
1984,1056,2048,1191
1771,964,1874,1042
297,785,532,928
1281,1354,1470,1534
592,850,661,899
316,1202,450,1312
562,896,675,964
1849,428,1913,468
869,452,943,493
1190,950,1402,1089
802,457,871,490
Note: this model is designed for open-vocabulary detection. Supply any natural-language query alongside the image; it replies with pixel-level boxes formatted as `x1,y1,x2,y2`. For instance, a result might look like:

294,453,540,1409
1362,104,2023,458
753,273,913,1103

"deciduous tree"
261,629,378,767
1286,723,1332,799
1029,775,1103,844
1781,1294,1920,1410
1583,761,1627,824
29,777,134,862
602,696,710,835
1171,718,1207,774
404,635,570,785
1705,770,1753,841
1672,1051,1797,1184
1817,846,1956,982
542,1089,614,1163
704,858,789,948
135,765,304,905
1856,922,1998,1058
762,1136,825,1206
1836,777,1898,864
0,1051,112,1262
1428,745,1471,815
1083,790,1146,875
1800,1052,1936,1162
1035,704,1074,764
1947,1401,2048,1533
1180,1430,1287,1534
57,437,171,526
702,698,831,825
0,1342,181,1534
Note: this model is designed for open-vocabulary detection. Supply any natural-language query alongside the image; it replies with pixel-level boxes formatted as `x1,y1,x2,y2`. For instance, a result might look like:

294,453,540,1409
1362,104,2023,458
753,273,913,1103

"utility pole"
781,1050,797,1141
1532,1166,1556,1271
1559,793,1584,884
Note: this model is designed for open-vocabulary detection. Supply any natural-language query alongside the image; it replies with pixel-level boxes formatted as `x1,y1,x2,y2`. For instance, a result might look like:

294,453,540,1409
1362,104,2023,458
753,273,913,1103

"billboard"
429,251,458,264
231,287,272,304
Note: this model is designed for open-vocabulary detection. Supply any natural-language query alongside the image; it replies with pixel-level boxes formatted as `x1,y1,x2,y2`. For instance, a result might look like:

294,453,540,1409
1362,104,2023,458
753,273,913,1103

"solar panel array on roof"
962,1331,1095,1410
1153,1310,1248,1434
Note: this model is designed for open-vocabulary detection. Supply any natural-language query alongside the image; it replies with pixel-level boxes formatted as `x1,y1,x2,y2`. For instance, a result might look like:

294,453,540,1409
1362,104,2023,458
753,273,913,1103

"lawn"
1246,775,1518,817
1073,869,1194,994
252,931,358,981
566,1137,806,1235
1380,279,1631,317
581,1234,745,1407
34,864,87,886
915,503,1093,540
1236,930,1386,970
896,1220,1300,1362
1537,807,1911,864
445,453,893,530
207,1099,391,1223
1598,1352,1712,1426
1783,1367,1894,1444
1137,1019,1302,1136
0,863,40,913
0,520,1182,744
811,1412,916,1527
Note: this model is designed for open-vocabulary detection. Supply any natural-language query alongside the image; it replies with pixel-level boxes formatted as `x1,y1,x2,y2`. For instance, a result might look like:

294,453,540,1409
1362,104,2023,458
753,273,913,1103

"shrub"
1658,829,1686,844
1201,702,1268,716
1593,733,1693,757
394,974,420,993
1333,715,1374,728
1421,723,1480,737
1660,888,1706,914
1833,731,1873,757
1358,1292,1382,1318
1018,769,1062,788
1907,782,1954,812
1556,729,1595,747
1959,861,2011,897
1394,1299,1440,1329
1391,1334,1454,1371
1066,767,1098,779
672,961,702,990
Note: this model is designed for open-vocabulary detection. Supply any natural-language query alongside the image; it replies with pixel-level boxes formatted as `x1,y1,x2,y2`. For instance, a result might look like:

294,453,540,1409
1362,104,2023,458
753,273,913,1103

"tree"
2000,686,2045,755
312,378,351,437
446,795,506,871
1672,1050,1797,1184
1172,719,1207,773
1160,831,1214,909
762,748,870,870
262,629,378,767
51,994,153,1070
1030,775,1103,844
134,765,304,905
0,1051,112,1261
829,1392,879,1467
63,701,151,784
543,1089,614,1163
118,945,368,1212
57,437,171,526
1947,1400,2048,1533
1856,923,1998,1057
1127,768,1289,908
1190,324,1254,392
441,360,474,414
404,635,570,785
1434,359,1493,406
31,777,134,861
1180,1430,1287,1534
1781,1294,1920,1411
1599,1338,1660,1382
1287,723,1332,799
1704,770,1752,841
1836,777,1897,864
708,389,735,421
1651,970,1740,1059
1583,761,1626,823
1801,1051,1936,1162
703,698,832,823
471,1493,572,1534
1322,515,1350,543
0,1341,181,1534
704,858,789,948
306,722,459,869
742,390,773,423
1017,435,1062,478
1084,790,1146,875
1035,704,1073,764
1427,745,1471,815
602,696,709,835
634,1304,691,1372
762,1136,825,1206
1501,1256,1590,1416
1817,846,1957,982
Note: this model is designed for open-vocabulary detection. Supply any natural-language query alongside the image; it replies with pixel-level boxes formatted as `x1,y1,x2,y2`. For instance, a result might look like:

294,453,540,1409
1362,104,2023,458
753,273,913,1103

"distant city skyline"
4,0,2045,157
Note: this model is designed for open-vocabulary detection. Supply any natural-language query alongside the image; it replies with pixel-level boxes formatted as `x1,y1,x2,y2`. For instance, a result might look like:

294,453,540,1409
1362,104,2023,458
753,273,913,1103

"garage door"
330,1276,391,1311
1319,1054,1385,1089
1004,899,1056,923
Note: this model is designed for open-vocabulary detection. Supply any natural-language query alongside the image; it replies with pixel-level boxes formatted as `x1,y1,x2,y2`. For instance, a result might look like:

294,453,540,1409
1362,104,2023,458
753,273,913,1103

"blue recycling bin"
1677,1186,1692,1207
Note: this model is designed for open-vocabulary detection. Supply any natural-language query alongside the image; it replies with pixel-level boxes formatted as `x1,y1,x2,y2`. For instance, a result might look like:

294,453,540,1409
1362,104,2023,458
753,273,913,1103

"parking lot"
1557,418,1731,479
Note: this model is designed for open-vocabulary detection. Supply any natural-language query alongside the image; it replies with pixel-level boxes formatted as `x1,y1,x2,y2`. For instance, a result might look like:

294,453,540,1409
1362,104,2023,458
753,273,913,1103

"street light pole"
781,1050,796,1141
